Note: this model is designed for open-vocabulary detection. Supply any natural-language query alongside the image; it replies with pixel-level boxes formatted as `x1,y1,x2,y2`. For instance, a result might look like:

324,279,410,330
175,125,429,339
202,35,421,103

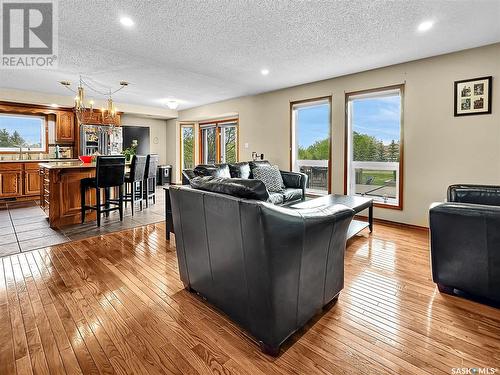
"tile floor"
0,186,166,257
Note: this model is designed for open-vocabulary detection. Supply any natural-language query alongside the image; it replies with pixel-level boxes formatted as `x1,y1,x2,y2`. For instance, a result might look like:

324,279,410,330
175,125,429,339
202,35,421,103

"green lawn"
358,170,395,185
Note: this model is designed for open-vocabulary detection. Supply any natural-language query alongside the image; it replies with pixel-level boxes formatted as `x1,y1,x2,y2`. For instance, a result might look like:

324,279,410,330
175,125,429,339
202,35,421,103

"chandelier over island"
59,76,129,125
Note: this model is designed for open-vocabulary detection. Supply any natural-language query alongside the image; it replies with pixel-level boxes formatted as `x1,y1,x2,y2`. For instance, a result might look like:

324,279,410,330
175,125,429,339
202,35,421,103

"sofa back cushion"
252,165,285,193
190,176,269,201
228,162,251,179
194,164,231,178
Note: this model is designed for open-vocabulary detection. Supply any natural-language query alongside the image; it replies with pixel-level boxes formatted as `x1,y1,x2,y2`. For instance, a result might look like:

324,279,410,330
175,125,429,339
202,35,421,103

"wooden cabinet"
23,167,41,196
41,166,96,227
0,172,22,197
0,162,42,199
0,164,23,198
56,111,75,143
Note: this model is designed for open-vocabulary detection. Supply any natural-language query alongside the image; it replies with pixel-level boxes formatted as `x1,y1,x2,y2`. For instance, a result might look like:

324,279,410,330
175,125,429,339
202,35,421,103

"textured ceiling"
1,0,499,110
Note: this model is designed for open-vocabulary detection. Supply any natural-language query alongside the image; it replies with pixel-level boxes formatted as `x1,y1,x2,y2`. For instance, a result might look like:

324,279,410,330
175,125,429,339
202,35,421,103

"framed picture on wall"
454,76,492,116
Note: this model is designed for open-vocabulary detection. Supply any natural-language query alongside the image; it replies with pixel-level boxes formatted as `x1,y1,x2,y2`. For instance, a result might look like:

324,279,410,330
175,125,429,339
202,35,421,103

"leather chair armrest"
280,170,308,199
182,169,195,185
447,184,500,206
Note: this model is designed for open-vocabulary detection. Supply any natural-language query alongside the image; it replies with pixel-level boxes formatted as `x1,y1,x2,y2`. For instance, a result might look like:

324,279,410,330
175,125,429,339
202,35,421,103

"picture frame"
454,76,492,116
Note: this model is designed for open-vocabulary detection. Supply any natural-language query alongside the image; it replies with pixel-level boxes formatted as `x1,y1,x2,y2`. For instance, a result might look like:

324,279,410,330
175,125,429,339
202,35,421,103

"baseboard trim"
354,214,428,231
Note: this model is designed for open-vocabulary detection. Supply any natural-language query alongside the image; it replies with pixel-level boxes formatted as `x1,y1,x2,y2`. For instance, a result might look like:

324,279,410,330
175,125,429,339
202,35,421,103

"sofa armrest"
280,170,308,198
181,169,195,185
447,184,500,206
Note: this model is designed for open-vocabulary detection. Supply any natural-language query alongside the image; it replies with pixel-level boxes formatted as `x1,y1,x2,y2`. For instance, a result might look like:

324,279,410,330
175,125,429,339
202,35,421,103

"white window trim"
0,113,46,152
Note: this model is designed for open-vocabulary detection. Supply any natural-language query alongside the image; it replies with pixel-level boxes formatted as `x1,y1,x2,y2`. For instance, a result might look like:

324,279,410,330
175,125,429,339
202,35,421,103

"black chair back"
129,155,147,182
145,154,159,179
95,156,126,188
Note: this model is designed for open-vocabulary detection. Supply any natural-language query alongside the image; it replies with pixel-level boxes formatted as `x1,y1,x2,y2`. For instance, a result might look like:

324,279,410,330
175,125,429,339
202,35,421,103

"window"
199,119,238,164
180,124,195,175
291,97,331,195
0,114,47,152
346,85,403,208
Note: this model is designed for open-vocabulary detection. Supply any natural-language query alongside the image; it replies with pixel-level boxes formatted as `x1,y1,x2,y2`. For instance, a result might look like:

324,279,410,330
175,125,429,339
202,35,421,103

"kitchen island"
39,161,97,228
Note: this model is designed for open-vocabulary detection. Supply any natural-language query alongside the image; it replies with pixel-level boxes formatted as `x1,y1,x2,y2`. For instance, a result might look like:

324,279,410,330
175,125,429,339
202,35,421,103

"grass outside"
358,170,396,186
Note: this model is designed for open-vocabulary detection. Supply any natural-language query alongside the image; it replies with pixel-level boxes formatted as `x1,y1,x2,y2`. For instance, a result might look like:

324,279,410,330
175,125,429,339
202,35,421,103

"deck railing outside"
296,160,399,204
350,161,399,204
297,160,329,194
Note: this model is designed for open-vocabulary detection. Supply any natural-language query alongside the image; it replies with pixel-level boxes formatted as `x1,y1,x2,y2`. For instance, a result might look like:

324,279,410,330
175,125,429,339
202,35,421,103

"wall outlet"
244,142,249,149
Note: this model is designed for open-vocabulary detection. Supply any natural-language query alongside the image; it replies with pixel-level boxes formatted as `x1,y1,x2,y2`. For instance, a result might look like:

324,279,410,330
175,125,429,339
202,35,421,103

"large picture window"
346,85,403,208
199,119,238,164
291,97,331,195
0,114,47,152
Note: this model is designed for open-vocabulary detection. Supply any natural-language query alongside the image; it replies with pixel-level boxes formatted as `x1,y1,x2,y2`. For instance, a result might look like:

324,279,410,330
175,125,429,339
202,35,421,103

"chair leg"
131,181,135,216
145,179,150,208
139,181,143,211
96,187,101,227
81,184,86,224
105,188,110,217
152,177,156,204
119,185,124,221
124,182,128,208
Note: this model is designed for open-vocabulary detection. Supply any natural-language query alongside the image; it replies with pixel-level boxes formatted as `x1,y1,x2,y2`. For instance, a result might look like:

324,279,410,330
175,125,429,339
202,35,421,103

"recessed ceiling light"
50,103,59,108
120,17,134,27
417,20,434,32
261,69,269,76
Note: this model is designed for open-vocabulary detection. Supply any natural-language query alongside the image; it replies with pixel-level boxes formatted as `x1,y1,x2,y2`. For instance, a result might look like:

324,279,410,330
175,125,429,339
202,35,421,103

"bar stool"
81,156,126,227
143,154,159,207
124,155,146,215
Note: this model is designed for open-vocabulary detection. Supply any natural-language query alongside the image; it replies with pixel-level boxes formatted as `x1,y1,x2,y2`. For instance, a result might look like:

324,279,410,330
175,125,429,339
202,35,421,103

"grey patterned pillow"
252,165,284,193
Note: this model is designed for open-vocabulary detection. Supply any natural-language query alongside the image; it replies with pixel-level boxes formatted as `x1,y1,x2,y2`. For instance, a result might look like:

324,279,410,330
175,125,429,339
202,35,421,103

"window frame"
179,123,196,180
0,112,48,154
198,118,239,165
344,84,404,210
289,95,332,195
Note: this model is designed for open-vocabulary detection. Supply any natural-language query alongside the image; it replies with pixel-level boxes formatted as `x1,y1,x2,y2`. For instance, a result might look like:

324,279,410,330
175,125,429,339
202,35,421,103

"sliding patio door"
200,119,238,164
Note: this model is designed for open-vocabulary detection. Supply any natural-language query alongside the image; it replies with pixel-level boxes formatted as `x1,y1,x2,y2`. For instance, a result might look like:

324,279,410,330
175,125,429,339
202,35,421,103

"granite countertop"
38,161,96,169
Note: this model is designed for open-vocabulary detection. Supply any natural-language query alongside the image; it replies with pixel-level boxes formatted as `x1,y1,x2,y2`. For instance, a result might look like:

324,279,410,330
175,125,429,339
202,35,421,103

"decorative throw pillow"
252,165,284,193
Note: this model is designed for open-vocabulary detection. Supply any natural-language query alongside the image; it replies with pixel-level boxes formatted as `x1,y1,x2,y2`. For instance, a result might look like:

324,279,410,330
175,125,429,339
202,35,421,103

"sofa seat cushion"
190,176,269,201
194,164,231,178
267,192,284,205
252,165,285,193
283,188,303,202
229,162,251,179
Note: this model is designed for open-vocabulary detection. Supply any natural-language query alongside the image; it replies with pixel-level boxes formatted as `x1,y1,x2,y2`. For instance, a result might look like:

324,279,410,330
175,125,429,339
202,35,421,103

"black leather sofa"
182,160,308,205
429,184,500,304
169,183,354,355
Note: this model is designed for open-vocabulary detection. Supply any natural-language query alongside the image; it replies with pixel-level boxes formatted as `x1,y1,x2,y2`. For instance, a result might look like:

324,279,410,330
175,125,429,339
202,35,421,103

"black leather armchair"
170,185,354,355
429,184,500,304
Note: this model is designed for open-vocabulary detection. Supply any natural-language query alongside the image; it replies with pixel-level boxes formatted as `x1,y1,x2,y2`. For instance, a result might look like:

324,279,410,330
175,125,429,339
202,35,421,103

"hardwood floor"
0,222,498,374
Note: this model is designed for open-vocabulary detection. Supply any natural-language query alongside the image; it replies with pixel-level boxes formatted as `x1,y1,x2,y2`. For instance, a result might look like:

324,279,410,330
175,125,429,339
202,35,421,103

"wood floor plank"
0,221,498,375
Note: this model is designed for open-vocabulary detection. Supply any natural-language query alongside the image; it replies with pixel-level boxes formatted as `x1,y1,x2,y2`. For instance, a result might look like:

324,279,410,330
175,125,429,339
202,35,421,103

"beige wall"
121,114,177,166
177,43,500,227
